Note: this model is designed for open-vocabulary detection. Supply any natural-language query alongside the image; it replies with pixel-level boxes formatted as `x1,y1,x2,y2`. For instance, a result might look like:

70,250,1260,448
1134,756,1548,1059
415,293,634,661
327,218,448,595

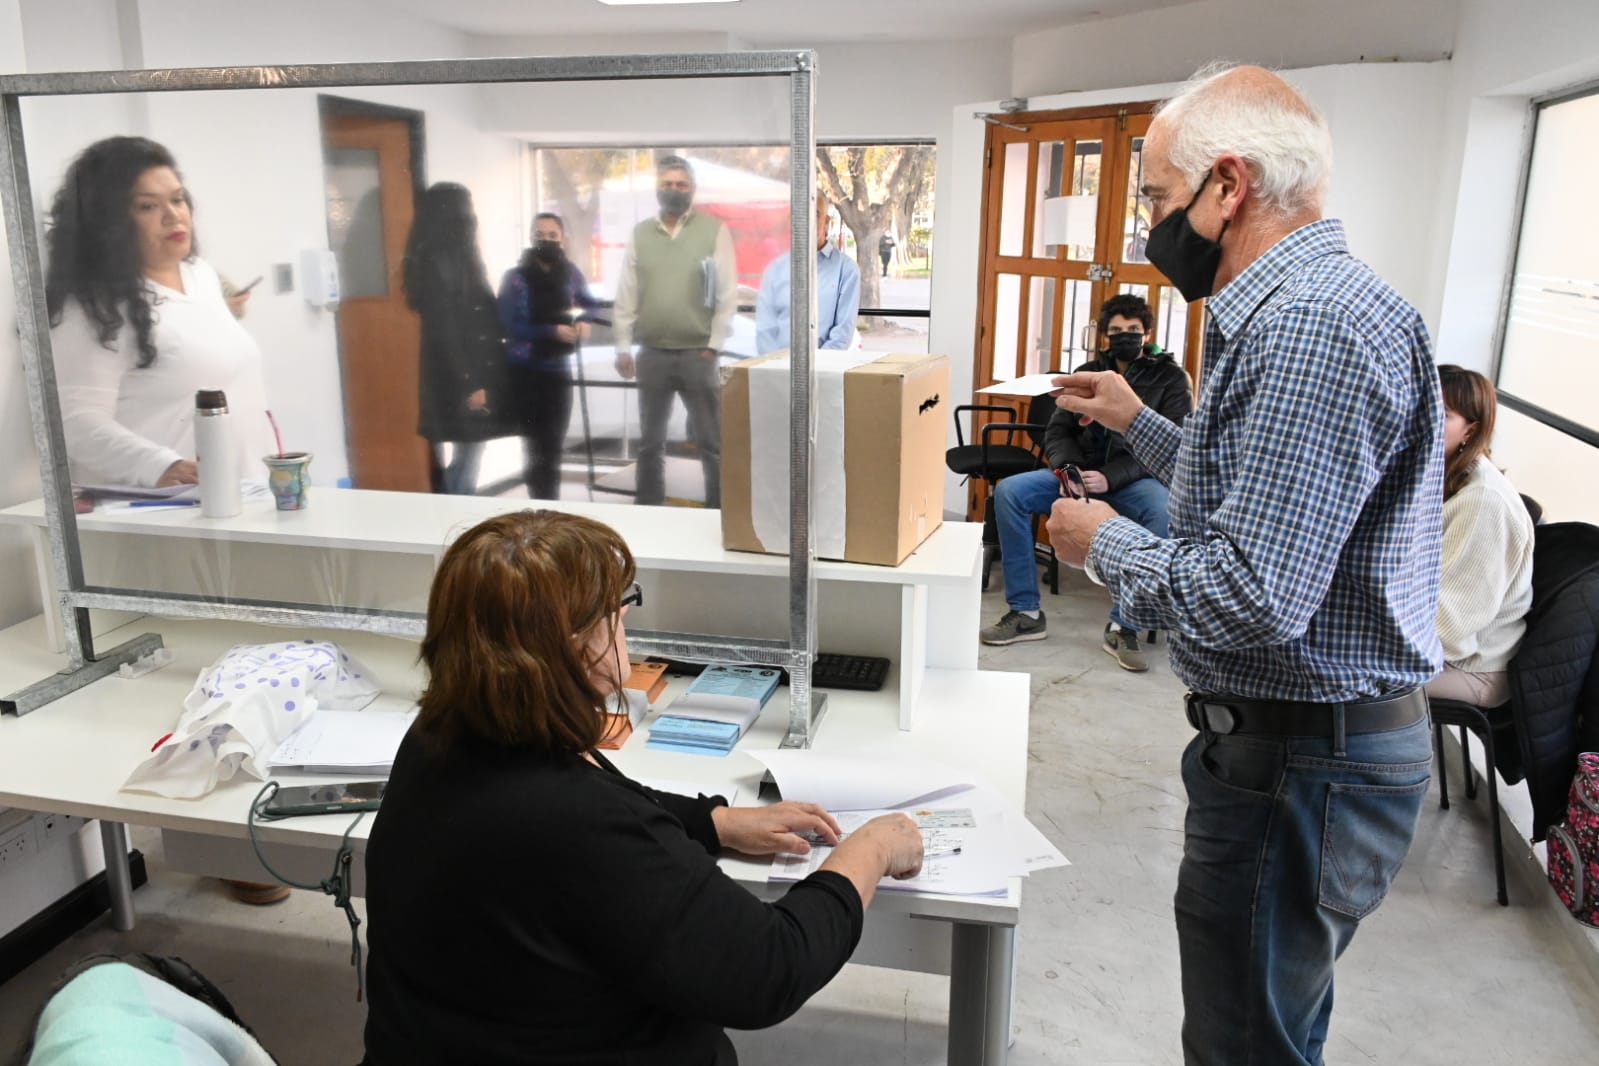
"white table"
0,491,982,730
0,613,1028,1065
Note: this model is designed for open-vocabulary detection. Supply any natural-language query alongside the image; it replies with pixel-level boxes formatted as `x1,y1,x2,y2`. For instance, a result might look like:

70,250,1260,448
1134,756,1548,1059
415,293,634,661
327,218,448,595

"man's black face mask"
1145,169,1228,303
1105,332,1146,363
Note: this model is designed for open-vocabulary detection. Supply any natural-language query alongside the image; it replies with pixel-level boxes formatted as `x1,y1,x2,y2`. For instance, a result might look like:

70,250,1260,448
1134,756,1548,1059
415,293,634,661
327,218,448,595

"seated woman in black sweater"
361,510,923,1066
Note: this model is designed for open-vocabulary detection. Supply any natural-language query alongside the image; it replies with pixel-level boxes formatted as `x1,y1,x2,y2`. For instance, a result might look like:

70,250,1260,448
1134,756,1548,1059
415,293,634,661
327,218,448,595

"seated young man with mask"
979,294,1193,670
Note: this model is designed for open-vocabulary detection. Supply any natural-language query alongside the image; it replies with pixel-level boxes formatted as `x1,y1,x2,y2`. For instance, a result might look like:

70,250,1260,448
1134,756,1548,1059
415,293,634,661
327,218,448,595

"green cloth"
631,212,721,349
27,962,273,1065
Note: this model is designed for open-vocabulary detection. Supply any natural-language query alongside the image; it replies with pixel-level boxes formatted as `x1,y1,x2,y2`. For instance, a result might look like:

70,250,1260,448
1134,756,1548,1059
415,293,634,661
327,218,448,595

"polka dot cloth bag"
122,640,381,799
1547,752,1599,928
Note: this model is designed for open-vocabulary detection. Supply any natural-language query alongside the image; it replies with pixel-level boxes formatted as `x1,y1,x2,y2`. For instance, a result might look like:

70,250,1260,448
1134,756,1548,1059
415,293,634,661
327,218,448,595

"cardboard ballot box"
721,351,949,566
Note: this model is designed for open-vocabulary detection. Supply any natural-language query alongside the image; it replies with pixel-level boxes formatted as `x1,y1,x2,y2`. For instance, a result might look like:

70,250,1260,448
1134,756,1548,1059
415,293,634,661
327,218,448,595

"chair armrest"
953,403,1017,448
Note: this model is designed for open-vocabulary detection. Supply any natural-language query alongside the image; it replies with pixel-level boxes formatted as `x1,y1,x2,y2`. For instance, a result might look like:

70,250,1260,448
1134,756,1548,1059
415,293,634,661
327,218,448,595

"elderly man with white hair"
1048,65,1444,1065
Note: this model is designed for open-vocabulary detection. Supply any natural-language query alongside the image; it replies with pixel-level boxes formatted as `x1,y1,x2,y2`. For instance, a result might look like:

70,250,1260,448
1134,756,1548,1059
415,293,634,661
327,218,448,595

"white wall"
1011,0,1457,99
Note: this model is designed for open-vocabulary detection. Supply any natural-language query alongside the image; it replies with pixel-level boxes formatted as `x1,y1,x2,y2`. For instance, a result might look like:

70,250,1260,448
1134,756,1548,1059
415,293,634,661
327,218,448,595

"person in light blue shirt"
755,191,861,354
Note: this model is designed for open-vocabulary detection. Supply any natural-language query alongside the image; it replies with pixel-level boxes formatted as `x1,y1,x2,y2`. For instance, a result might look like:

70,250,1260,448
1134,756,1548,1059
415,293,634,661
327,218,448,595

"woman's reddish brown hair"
1438,363,1497,501
415,510,635,751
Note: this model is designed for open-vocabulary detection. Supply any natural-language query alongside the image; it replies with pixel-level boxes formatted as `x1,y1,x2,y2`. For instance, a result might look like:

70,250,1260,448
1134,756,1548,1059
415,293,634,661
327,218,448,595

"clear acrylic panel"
992,273,1022,380
15,63,808,621
1066,139,1102,263
997,141,1029,258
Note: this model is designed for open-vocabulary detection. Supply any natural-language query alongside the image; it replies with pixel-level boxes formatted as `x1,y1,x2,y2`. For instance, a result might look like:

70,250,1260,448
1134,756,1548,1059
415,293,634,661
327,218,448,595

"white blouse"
1437,456,1536,673
51,258,273,488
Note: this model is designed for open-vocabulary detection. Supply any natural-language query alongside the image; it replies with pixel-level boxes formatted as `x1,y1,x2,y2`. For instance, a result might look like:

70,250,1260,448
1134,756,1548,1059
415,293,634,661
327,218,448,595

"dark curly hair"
1097,293,1155,334
402,182,490,313
45,136,195,370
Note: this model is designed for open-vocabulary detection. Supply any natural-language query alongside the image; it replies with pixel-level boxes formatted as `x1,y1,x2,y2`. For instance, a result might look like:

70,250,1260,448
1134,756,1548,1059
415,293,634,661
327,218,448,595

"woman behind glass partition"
497,212,607,500
45,136,273,489
400,182,508,495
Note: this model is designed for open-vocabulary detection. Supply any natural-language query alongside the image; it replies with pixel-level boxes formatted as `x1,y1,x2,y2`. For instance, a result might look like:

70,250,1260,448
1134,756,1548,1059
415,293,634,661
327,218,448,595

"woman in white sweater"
46,136,272,489
1426,365,1535,707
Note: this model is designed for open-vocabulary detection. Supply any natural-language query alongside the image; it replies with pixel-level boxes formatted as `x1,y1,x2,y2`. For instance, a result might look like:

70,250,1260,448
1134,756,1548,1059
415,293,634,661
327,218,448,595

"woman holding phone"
46,136,273,488
361,510,923,1066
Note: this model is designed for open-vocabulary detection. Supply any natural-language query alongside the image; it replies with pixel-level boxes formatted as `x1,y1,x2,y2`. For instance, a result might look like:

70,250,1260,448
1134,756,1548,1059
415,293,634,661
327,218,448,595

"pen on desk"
128,499,201,508
924,845,963,858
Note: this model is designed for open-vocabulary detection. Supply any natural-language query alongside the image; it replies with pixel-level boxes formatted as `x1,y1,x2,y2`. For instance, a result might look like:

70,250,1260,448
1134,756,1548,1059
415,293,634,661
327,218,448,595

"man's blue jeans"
994,466,1170,623
1176,714,1432,1065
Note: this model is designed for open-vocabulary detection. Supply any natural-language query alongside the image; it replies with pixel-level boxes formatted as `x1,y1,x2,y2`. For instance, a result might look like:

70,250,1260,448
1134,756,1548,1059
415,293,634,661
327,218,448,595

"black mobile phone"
262,780,385,817
238,275,264,294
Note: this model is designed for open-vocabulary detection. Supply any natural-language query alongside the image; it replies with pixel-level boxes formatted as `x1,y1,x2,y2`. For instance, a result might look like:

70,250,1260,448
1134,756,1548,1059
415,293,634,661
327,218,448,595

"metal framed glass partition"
0,52,828,747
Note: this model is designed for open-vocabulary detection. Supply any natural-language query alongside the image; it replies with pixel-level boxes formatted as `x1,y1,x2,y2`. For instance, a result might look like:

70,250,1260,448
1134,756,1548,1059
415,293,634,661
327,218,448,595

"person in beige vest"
612,155,738,507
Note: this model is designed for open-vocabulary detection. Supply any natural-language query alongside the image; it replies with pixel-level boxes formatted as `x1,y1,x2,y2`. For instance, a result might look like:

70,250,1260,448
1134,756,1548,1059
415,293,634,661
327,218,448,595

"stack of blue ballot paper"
647,665,782,756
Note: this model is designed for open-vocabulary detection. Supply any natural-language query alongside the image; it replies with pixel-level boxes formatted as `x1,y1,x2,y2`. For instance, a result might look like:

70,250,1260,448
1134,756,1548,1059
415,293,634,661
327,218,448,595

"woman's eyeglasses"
619,582,644,610
1054,464,1088,501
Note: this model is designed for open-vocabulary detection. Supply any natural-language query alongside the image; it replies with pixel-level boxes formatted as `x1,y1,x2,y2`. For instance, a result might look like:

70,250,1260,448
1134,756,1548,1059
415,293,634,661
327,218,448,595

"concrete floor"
4,573,1599,1064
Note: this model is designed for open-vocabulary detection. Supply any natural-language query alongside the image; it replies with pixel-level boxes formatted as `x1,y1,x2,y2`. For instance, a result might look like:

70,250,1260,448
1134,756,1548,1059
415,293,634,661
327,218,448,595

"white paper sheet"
267,708,416,773
770,805,1016,896
746,351,880,556
976,373,1067,396
746,749,975,812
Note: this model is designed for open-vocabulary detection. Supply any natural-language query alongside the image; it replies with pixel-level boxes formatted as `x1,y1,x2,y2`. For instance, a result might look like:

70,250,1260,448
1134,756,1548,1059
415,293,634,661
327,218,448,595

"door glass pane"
1031,141,1067,258
324,146,387,299
1124,135,1152,265
997,142,1029,257
1062,279,1096,367
1066,140,1102,262
992,273,1022,380
1023,276,1057,376
1156,284,1191,362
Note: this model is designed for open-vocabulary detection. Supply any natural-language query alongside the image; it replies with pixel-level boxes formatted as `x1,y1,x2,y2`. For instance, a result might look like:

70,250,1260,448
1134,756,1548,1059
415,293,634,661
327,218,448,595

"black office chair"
946,402,1047,591
1429,507,1597,909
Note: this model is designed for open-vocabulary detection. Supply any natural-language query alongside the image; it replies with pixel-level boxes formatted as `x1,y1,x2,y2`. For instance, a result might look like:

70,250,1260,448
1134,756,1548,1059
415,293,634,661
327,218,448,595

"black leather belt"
1185,687,1428,755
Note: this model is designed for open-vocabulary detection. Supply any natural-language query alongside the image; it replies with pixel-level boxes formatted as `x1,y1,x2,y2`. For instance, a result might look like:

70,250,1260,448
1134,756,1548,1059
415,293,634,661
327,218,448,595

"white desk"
0,491,982,729
0,613,1028,1065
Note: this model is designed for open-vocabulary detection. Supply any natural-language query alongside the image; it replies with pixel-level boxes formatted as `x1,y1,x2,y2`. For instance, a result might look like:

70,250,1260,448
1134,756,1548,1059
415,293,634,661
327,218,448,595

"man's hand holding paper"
1051,369,1145,434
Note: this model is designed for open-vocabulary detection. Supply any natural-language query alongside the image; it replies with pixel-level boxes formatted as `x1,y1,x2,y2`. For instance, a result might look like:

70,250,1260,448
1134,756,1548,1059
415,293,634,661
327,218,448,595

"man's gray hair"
657,154,695,181
1156,62,1333,218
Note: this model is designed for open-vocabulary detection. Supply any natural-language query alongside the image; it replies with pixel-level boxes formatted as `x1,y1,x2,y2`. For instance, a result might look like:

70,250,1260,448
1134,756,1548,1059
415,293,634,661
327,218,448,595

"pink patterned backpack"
1547,752,1599,927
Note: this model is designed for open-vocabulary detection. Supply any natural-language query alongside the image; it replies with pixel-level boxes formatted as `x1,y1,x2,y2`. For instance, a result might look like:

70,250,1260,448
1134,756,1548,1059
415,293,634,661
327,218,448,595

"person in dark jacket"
361,509,924,1066
402,182,507,495
497,212,606,500
980,294,1193,669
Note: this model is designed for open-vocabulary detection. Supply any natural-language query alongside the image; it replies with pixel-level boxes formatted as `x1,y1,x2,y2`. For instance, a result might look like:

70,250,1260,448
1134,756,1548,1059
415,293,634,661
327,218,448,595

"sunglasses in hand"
1054,464,1089,501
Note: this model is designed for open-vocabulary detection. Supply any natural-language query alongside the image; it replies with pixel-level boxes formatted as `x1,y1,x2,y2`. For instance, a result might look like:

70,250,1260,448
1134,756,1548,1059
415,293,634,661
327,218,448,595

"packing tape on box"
747,351,879,556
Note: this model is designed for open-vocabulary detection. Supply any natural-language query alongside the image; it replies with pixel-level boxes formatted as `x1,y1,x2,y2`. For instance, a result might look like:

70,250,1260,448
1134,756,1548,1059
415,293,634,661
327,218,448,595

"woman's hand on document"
713,801,842,857
819,813,925,908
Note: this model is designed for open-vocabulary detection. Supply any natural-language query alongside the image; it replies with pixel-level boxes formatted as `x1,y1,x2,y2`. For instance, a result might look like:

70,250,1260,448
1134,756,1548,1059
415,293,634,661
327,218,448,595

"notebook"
266,708,416,774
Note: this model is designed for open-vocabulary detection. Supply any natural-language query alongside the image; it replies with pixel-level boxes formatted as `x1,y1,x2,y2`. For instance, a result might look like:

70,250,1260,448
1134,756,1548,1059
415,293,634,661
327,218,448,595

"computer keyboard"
810,653,891,692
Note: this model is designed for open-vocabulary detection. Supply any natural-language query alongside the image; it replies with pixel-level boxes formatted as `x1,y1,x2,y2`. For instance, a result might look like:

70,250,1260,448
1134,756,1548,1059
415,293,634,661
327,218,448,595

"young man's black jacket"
1043,348,1193,491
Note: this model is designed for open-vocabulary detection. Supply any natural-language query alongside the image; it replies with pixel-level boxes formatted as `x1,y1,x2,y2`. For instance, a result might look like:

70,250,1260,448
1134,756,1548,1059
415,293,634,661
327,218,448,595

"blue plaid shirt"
1089,219,1445,702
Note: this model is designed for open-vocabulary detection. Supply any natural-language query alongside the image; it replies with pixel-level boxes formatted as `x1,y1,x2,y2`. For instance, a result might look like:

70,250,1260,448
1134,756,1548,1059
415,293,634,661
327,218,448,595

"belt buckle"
1186,695,1238,735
